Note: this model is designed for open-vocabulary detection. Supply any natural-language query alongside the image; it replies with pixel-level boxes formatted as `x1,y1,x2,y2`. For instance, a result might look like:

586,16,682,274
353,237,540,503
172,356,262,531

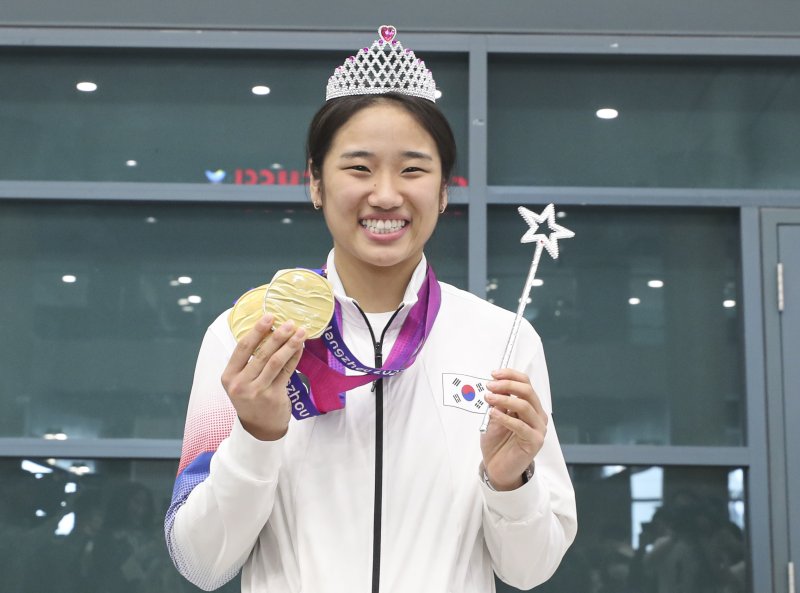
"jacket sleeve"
481,321,578,590
164,315,284,591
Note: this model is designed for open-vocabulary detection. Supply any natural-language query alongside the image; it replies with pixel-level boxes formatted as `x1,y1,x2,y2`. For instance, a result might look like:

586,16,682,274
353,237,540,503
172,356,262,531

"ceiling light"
434,89,443,100
187,295,202,304
648,280,664,288
596,108,619,120
62,275,77,283
76,81,97,92
723,300,736,308
629,297,641,305
178,276,192,284
532,279,544,287
282,217,293,224
252,85,271,96
126,160,138,167
145,216,157,224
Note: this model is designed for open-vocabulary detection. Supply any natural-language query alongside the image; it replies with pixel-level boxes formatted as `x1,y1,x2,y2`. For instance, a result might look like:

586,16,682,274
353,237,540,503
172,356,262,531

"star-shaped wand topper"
479,203,575,433
518,203,575,259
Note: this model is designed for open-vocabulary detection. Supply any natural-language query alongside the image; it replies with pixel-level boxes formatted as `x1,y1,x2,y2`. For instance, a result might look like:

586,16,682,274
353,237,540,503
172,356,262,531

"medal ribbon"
286,265,440,420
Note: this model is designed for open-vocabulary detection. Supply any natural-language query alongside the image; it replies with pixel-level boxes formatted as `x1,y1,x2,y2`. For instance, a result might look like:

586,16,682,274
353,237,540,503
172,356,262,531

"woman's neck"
333,254,420,313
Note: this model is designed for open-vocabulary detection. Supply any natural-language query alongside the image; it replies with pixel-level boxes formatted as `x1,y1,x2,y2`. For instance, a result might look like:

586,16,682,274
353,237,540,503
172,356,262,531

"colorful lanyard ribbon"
287,265,441,420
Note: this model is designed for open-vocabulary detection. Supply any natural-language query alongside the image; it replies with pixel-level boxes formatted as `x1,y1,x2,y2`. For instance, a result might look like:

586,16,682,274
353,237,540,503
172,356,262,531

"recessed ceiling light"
126,160,138,167
648,280,664,288
532,279,544,287
723,300,736,308
145,216,157,224
76,81,97,92
178,276,192,284
629,297,641,305
252,85,271,96
62,275,77,283
596,108,619,120
187,295,202,304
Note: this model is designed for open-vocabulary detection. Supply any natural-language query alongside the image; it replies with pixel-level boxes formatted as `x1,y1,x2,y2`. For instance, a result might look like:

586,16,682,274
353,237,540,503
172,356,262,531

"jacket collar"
324,249,427,333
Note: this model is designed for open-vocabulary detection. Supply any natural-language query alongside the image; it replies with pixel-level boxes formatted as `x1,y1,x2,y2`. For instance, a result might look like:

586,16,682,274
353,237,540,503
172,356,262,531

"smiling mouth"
360,219,407,234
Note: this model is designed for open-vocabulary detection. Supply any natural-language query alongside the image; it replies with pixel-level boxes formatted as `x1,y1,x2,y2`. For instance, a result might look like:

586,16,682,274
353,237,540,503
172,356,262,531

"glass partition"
487,205,744,446
497,464,749,593
1,457,749,593
0,456,238,592
0,201,468,439
488,55,800,189
0,49,468,184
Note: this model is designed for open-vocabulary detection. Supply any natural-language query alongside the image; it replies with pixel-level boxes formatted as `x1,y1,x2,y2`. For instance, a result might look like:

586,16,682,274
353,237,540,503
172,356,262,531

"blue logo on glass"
205,169,226,183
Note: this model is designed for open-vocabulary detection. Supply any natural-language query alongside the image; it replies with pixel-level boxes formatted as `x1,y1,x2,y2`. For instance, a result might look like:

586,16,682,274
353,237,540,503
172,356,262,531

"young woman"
166,28,576,593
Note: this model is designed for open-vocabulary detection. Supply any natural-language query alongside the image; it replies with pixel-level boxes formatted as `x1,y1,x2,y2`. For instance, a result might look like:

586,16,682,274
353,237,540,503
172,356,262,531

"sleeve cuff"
213,416,285,482
480,467,548,523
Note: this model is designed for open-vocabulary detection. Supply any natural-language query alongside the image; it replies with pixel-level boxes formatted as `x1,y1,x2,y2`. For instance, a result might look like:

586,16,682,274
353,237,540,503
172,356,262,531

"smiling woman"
165,27,576,593
309,99,448,312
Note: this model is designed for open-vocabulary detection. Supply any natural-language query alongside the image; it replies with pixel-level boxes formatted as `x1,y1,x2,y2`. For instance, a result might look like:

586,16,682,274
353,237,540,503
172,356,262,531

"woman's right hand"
221,314,306,441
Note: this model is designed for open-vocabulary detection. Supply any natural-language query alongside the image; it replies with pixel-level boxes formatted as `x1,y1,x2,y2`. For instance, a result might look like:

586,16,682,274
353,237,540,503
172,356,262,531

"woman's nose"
369,174,403,209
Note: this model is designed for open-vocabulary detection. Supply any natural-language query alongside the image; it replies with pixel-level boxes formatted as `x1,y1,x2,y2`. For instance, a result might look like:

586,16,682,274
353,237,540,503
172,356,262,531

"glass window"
0,456,237,593
0,49,468,184
497,464,750,593
487,205,744,446
0,201,467,438
488,55,800,189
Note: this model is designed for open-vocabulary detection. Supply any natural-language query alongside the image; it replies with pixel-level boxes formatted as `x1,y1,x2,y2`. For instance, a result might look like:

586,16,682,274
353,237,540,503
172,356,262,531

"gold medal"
228,284,269,342
228,269,335,341
263,269,335,339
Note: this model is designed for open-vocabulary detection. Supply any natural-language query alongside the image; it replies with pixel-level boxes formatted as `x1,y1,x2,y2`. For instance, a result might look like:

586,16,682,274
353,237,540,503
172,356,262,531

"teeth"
361,219,407,234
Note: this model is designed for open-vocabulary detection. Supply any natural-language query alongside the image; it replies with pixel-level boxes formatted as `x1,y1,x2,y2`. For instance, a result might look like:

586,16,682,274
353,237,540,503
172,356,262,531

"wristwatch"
480,462,535,491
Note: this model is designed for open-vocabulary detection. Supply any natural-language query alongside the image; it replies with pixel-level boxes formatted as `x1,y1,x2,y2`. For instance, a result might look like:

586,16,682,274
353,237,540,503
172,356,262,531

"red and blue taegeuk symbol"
461,384,476,401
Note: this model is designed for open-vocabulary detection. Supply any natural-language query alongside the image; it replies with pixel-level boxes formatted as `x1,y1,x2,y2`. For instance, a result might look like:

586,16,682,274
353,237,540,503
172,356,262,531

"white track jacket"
166,253,577,593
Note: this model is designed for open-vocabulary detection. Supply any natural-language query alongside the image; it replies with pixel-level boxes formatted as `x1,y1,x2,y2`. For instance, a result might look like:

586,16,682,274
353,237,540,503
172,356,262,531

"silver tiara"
325,25,437,103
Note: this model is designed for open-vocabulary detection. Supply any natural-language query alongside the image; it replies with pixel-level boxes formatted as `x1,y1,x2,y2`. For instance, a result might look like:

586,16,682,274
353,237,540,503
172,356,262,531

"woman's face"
310,102,446,278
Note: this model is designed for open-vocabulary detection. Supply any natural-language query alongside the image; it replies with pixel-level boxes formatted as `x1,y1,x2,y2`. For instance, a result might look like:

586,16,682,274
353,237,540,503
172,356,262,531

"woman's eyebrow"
402,151,433,161
339,150,374,159
339,150,433,160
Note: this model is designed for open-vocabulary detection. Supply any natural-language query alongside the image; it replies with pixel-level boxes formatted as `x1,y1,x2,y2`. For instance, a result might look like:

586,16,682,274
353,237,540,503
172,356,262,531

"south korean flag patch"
442,373,490,414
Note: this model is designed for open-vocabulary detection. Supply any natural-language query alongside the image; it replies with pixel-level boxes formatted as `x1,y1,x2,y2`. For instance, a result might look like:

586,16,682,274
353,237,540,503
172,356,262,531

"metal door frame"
762,208,800,593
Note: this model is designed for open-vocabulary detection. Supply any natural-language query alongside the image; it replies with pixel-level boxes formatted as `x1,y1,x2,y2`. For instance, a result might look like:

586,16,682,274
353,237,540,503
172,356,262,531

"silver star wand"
479,204,575,433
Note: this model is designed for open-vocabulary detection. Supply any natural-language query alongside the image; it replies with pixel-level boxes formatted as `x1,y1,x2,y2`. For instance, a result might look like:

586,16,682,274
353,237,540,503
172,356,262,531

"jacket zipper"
355,304,403,593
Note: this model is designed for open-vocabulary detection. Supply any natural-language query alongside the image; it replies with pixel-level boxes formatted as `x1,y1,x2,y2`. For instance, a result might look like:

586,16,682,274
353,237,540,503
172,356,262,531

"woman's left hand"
480,368,549,491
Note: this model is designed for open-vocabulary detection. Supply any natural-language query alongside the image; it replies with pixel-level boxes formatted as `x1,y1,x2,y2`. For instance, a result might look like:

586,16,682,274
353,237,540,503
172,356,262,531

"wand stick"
479,204,574,433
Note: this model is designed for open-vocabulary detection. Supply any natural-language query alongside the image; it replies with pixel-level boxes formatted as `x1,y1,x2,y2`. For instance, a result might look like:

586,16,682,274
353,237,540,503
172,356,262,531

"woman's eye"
349,165,370,172
403,167,424,173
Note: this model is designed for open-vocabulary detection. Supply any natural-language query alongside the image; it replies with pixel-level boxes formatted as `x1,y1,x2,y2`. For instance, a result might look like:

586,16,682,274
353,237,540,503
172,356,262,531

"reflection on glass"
0,457,238,592
0,201,467,438
488,206,744,446
0,49,468,183
497,465,749,593
489,55,800,189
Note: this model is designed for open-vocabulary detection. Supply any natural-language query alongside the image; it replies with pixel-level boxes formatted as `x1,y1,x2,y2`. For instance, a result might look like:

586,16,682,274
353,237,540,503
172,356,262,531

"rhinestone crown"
325,25,437,103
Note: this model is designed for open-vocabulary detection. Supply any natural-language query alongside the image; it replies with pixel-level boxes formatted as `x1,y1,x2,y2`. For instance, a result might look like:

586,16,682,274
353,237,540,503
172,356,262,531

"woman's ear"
439,185,449,214
309,161,322,208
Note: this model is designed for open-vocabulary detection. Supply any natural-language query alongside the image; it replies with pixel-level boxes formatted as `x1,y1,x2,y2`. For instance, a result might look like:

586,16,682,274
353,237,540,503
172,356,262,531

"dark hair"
306,93,456,186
